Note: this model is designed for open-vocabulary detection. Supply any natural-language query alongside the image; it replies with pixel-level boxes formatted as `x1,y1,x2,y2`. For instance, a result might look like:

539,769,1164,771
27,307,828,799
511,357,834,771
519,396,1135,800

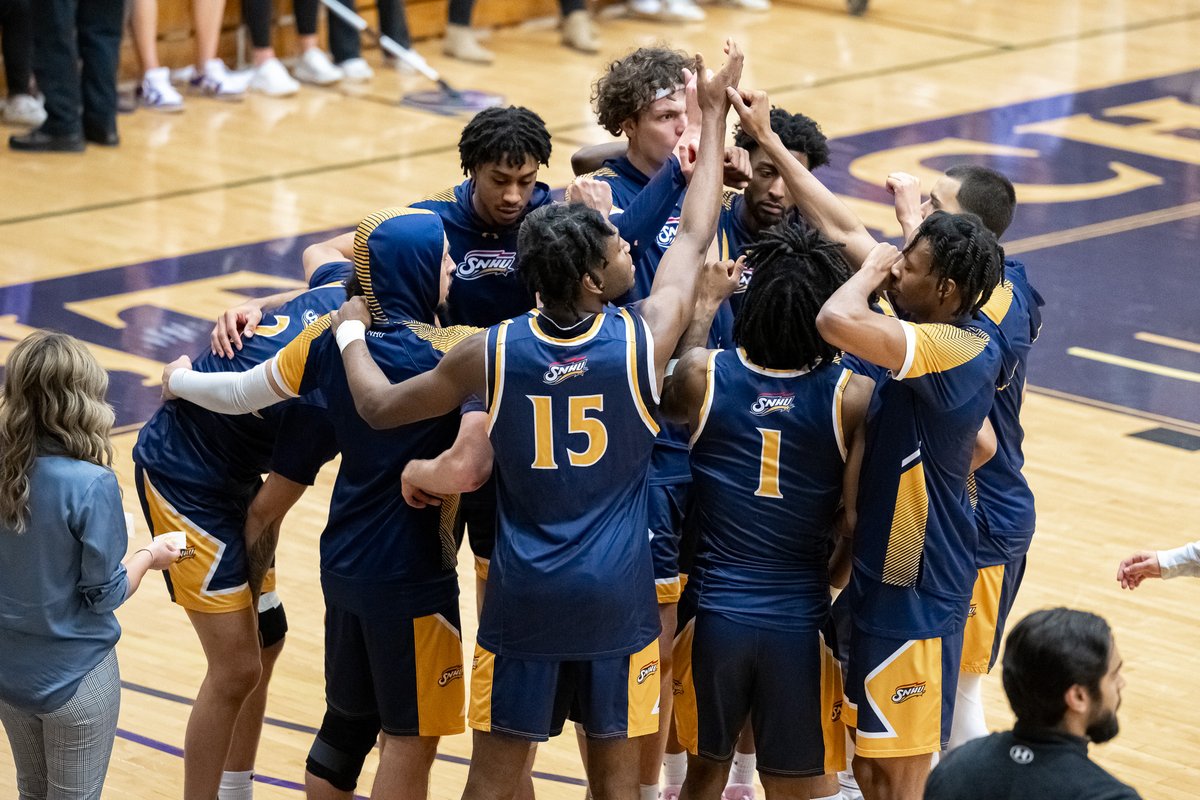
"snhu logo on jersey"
733,266,753,295
656,217,681,248
750,392,795,416
458,249,516,280
637,660,659,685
544,356,588,385
891,682,927,704
302,309,318,326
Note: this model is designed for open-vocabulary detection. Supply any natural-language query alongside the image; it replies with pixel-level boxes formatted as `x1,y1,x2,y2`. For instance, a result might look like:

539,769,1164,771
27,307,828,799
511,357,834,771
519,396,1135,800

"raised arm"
302,231,355,282
815,242,908,372
728,88,878,269
887,172,924,244
639,41,744,380
330,297,487,429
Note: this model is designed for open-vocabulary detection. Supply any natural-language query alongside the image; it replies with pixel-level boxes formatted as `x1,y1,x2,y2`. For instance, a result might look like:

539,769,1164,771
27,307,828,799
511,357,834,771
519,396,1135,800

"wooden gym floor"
2,0,1199,797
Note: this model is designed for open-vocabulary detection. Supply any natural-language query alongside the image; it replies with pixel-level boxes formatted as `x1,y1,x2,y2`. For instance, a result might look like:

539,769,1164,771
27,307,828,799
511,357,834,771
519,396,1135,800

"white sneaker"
2,93,48,127
139,67,185,112
294,48,343,85
718,0,769,8
338,57,374,82
249,58,300,96
628,0,662,17
661,0,706,20
189,58,248,100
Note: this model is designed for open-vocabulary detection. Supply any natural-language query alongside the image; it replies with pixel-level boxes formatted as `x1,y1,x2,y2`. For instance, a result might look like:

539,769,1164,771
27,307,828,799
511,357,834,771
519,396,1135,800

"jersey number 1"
528,395,608,469
755,428,783,499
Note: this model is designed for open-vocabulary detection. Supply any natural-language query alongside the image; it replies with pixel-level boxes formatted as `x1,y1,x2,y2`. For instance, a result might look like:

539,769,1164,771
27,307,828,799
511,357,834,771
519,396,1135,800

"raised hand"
696,39,744,115
330,296,372,332
698,257,746,306
567,176,614,217
723,146,752,189
726,87,772,146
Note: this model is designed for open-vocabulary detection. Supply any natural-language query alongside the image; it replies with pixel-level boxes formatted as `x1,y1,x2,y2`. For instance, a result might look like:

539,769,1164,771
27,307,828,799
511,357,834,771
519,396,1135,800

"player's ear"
619,116,637,140
938,276,957,305
581,271,604,297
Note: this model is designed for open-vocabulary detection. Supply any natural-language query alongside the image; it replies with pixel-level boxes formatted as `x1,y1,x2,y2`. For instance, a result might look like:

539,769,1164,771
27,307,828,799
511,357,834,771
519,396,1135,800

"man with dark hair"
730,87,1007,800
411,105,553,604
888,164,1044,751
925,608,1139,800
328,42,744,800
662,221,873,800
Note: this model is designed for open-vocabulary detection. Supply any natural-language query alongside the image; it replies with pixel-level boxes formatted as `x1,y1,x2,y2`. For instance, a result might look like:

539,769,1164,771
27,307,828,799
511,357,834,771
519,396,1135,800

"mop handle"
316,0,441,82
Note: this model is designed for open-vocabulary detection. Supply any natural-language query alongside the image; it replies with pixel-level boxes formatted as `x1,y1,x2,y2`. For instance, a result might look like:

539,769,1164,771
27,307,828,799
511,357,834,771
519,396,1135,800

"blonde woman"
0,331,178,800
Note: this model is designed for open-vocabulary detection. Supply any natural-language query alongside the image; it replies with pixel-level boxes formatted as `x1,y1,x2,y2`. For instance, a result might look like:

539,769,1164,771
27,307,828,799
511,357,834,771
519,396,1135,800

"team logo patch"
543,356,588,385
637,660,659,685
1009,745,1034,765
734,266,753,294
968,603,978,618
831,699,843,722
655,217,681,248
302,309,318,326
175,546,197,562
891,682,927,704
750,392,795,416
457,249,517,280
438,665,463,686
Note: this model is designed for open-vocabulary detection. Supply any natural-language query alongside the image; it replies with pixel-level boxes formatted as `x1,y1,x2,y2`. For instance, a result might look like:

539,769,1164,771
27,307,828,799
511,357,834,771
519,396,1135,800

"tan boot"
443,23,495,64
562,10,600,54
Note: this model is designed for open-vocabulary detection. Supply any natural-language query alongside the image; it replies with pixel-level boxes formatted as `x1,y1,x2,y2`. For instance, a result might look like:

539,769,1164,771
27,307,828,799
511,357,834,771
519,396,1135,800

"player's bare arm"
301,231,355,282
331,296,487,430
727,87,877,268
887,171,923,243
639,40,744,380
243,472,308,600
400,411,494,509
660,346,710,428
816,242,909,372
830,372,873,588
971,417,998,472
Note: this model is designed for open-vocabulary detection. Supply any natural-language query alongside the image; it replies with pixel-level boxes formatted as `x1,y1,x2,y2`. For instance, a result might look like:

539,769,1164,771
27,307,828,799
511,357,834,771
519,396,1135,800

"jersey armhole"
620,309,660,436
689,350,721,448
893,320,919,381
485,322,509,435
832,367,852,462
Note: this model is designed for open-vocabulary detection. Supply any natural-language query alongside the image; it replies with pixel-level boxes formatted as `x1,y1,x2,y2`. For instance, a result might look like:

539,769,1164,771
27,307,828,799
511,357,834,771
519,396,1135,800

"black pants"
31,0,123,136
328,0,412,62
0,0,33,96
243,0,319,50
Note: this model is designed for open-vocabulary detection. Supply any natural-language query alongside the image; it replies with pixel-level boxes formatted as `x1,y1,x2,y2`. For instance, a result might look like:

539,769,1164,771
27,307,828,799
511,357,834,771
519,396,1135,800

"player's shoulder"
402,321,483,354
412,184,462,209
721,189,739,211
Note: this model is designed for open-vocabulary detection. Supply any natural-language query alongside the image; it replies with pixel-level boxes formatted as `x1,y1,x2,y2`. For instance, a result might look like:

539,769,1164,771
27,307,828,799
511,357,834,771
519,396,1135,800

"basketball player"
327,41,743,800
133,241,349,800
888,167,1044,749
662,221,875,800
728,86,1007,800
161,209,479,800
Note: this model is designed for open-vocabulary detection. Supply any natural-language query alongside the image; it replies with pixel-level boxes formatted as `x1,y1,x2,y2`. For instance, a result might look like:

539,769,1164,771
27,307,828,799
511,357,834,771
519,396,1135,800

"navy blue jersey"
844,319,1004,639
971,260,1044,565
716,191,757,326
479,308,661,659
272,209,478,617
689,349,850,632
412,179,553,328
133,266,347,493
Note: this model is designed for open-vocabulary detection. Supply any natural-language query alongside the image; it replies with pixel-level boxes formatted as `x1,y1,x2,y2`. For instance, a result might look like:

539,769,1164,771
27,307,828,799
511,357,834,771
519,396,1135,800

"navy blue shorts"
324,599,465,737
469,638,661,742
454,477,496,580
682,611,845,775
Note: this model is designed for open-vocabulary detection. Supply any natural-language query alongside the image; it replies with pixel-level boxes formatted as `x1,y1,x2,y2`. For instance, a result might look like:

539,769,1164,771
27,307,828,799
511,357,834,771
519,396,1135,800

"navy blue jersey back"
480,309,660,659
690,349,850,632
971,259,1044,564
412,179,552,328
274,317,478,617
133,269,348,492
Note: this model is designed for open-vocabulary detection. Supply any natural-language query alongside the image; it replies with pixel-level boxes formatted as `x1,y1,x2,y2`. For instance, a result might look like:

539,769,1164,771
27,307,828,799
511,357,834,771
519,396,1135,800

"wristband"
336,320,367,352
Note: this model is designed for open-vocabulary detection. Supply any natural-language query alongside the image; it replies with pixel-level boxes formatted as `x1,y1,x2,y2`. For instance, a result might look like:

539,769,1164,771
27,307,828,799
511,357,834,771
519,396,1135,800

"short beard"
1086,710,1119,744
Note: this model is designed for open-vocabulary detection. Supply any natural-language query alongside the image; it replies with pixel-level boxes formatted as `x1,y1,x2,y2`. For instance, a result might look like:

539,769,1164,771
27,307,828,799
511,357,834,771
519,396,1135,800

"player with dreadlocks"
410,104,553,611
329,41,744,800
661,220,875,800
730,87,1007,800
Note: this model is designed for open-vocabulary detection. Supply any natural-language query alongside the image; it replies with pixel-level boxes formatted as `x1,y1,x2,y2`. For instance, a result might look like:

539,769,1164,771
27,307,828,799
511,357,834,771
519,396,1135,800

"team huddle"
141,36,1044,800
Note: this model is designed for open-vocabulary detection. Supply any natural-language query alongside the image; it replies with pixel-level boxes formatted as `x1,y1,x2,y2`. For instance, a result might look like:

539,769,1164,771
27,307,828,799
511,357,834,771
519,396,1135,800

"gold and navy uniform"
841,317,1004,758
713,191,756,336
469,307,661,740
132,265,346,613
273,209,475,735
961,259,1044,673
676,348,848,774
411,179,552,329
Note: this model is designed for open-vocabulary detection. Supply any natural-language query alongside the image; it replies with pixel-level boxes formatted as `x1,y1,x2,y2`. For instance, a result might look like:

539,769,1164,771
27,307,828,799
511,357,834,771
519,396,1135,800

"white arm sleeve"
1158,541,1200,580
167,361,291,415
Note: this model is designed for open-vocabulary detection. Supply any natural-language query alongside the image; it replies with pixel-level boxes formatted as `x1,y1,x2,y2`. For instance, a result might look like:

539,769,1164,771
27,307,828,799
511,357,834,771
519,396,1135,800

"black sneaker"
9,129,85,152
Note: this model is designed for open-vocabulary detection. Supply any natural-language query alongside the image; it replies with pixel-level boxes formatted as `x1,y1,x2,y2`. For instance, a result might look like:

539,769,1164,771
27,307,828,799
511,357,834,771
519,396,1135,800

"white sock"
838,730,863,800
218,770,254,800
640,784,660,800
727,751,756,785
664,751,688,786
948,671,988,750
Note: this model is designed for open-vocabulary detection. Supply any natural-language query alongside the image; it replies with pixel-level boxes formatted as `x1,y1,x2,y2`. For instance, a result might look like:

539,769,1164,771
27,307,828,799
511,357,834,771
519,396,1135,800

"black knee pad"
305,710,380,792
257,597,288,649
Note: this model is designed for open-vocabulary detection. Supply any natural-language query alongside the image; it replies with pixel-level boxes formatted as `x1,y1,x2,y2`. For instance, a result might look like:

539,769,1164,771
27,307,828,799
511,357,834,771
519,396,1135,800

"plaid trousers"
0,648,121,800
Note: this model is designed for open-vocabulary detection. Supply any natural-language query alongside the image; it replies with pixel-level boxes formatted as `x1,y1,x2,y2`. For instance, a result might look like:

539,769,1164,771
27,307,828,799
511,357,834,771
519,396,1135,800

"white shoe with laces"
249,58,300,96
662,0,706,20
338,57,374,82
139,67,185,112
2,93,48,127
189,59,248,100
293,48,343,85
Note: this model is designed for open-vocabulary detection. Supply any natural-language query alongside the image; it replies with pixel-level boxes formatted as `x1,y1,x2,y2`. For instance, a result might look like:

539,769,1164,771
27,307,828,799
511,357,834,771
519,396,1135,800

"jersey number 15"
527,394,608,469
